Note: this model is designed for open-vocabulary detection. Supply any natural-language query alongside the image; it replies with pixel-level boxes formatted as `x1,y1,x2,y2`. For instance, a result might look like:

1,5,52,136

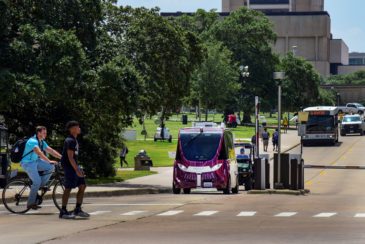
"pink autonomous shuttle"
172,126,239,194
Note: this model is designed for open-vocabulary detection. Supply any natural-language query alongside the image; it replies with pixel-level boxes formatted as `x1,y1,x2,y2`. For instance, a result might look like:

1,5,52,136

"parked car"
340,114,365,136
154,127,172,142
337,103,365,115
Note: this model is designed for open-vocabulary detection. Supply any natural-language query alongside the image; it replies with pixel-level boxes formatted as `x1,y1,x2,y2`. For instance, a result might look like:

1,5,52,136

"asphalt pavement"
2,133,365,243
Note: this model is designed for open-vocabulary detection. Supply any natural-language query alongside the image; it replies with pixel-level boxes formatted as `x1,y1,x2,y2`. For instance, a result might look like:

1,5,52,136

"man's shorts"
263,140,269,146
63,167,86,189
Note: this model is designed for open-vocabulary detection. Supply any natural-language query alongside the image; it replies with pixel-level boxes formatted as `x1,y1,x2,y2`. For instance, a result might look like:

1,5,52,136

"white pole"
277,85,282,187
255,96,260,159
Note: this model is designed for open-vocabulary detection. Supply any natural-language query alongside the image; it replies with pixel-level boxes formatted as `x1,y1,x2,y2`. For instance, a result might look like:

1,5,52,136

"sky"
118,0,365,52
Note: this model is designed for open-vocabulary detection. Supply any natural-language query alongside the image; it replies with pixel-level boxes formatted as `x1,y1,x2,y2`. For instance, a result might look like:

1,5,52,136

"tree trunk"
205,108,208,122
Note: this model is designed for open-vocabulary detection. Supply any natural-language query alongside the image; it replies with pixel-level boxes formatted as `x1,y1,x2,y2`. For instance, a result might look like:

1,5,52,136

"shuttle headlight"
211,163,223,171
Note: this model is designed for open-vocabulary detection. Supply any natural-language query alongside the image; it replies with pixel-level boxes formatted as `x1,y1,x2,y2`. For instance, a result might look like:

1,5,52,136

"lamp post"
337,93,340,106
273,71,285,189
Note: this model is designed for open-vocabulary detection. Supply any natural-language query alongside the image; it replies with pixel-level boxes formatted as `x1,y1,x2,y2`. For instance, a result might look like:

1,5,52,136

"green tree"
280,53,323,111
209,7,278,122
119,7,204,127
191,41,240,121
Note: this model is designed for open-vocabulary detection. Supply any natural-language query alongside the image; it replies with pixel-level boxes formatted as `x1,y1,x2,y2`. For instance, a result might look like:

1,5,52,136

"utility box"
182,115,188,125
134,150,153,171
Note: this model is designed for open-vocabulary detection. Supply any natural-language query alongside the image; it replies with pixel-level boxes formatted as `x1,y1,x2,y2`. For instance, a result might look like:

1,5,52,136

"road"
2,135,365,244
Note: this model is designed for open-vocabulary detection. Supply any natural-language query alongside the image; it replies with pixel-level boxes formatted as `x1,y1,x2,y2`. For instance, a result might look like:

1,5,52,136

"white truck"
340,114,365,136
337,103,365,115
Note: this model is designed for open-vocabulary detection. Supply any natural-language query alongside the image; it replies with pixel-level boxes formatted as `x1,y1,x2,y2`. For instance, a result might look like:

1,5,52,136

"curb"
84,187,172,198
248,189,310,196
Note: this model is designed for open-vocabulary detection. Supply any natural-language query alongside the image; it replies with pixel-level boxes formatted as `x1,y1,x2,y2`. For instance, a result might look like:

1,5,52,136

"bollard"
290,158,299,190
298,159,305,190
274,153,290,189
254,158,266,190
260,154,270,189
289,154,302,190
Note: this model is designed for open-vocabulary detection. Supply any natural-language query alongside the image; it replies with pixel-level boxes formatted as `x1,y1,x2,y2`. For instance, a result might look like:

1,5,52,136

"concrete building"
221,0,347,77
222,0,324,13
334,52,365,75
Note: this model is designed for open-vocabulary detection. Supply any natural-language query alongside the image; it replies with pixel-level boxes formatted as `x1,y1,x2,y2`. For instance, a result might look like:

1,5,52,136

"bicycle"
2,163,73,214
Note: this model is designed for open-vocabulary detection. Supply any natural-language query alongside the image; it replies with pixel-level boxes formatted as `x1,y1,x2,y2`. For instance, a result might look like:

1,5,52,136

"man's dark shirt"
61,135,79,171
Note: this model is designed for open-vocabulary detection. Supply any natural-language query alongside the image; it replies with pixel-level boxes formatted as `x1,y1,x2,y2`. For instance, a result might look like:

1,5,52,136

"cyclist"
59,121,89,219
21,126,62,210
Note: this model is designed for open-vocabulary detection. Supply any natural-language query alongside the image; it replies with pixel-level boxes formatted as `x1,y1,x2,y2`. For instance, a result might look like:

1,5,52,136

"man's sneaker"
59,209,76,219
73,208,90,218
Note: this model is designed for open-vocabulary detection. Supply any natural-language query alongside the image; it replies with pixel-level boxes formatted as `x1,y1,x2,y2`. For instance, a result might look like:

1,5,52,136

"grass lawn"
86,170,157,185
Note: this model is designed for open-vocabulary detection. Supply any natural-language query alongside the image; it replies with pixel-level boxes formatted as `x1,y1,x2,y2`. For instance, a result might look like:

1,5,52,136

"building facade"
221,0,347,77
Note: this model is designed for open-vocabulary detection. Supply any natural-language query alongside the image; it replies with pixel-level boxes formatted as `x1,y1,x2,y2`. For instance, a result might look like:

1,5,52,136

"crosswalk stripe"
157,210,184,216
121,211,147,216
194,211,219,216
313,212,337,218
275,212,297,217
237,211,256,217
89,211,111,216
354,213,365,218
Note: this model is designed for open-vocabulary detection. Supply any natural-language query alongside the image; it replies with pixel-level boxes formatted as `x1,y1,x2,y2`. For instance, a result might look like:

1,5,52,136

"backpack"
273,132,279,142
10,137,30,163
262,132,269,140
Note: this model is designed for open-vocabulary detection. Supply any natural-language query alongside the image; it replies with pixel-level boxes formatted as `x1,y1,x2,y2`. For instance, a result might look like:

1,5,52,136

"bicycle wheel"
2,179,31,214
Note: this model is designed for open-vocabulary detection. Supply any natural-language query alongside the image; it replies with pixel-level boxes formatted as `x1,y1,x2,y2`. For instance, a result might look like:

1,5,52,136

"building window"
349,58,365,65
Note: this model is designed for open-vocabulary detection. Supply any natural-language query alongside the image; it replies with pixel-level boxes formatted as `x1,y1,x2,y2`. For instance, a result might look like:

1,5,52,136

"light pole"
273,71,285,189
337,93,340,106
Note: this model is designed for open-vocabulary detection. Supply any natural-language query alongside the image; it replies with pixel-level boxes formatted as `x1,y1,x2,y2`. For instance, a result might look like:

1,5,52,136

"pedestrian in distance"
20,126,62,210
283,117,289,134
261,128,270,152
272,129,279,152
251,134,256,156
59,121,90,220
120,144,129,168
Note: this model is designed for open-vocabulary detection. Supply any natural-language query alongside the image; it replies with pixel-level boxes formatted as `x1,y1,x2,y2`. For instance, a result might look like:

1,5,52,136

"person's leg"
120,157,123,168
22,162,41,207
36,159,55,188
76,184,86,207
62,188,72,209
122,157,128,166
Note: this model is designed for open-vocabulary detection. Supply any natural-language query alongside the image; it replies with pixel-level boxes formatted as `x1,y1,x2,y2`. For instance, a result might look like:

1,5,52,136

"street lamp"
240,65,250,78
273,71,286,189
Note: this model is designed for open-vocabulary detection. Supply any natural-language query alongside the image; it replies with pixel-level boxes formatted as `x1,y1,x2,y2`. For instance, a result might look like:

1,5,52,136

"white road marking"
313,212,337,218
354,213,365,218
194,211,219,216
89,211,111,216
121,211,147,216
275,212,298,217
157,210,184,216
87,203,184,206
237,211,256,217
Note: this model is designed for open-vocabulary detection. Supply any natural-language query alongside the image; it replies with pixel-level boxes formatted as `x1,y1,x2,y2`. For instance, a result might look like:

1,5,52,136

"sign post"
255,96,260,159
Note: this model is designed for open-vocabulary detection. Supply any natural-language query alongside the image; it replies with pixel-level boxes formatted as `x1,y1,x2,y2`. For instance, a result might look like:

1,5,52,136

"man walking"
21,126,61,210
59,121,89,219
120,144,129,168
261,128,270,152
